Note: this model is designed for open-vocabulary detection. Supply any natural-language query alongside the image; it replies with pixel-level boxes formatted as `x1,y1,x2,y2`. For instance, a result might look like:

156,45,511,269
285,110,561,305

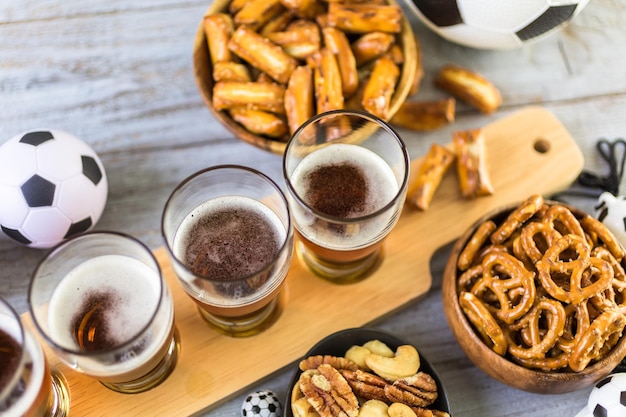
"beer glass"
0,296,69,417
283,110,410,282
29,232,179,394
162,165,294,337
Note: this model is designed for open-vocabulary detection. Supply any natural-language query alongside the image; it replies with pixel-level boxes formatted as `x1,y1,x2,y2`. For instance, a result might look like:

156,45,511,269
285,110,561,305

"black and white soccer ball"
575,374,626,417
596,192,626,248
0,130,108,249
408,0,590,49
241,390,282,417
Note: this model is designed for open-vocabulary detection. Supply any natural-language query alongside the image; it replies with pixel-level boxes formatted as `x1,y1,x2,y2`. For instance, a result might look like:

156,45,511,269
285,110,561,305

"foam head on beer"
173,195,287,299
48,255,159,351
290,143,399,248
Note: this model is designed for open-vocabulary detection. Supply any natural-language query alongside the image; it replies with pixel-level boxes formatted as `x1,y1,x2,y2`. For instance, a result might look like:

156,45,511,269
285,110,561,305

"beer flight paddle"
21,107,584,416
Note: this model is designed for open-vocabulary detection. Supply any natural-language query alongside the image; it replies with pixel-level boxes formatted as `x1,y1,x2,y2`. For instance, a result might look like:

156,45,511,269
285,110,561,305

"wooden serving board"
22,107,584,416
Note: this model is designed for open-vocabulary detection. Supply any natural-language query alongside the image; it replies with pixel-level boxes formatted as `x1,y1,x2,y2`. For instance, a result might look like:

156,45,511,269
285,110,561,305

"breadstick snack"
212,81,285,114
322,27,359,97
284,65,314,135
452,195,626,373
228,107,288,138
453,128,494,198
390,98,455,131
232,0,284,30
435,64,502,114
362,55,400,120
327,3,403,34
228,25,298,84
406,143,456,211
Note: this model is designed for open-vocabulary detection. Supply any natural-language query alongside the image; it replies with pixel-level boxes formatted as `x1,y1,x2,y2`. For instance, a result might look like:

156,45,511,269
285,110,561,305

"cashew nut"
345,345,372,370
358,399,389,417
388,403,417,417
363,340,395,357
365,345,420,381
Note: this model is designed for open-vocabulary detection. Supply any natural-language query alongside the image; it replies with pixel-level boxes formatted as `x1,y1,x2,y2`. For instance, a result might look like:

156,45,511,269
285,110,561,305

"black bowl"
284,327,451,416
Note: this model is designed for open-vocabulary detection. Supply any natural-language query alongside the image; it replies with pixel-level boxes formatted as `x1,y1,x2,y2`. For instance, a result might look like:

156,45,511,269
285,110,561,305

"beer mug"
283,110,410,282
0,296,69,417
162,165,294,337
29,232,179,394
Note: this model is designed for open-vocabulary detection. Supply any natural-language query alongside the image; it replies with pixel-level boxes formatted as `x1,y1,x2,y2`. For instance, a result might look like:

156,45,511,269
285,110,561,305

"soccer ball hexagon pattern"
409,0,590,49
241,390,282,417
0,130,108,249
583,373,626,417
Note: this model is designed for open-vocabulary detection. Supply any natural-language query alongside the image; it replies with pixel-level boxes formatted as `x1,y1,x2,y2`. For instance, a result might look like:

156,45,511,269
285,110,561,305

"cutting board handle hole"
533,138,551,153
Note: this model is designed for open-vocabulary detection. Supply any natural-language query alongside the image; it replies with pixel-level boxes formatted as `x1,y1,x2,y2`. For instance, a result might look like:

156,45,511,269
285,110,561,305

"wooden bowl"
283,328,451,416
192,0,418,155
442,200,626,394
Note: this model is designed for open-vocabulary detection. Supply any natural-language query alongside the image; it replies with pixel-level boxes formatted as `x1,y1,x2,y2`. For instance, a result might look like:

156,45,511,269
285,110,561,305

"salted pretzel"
541,204,586,239
569,309,626,372
511,350,571,372
490,194,544,245
582,215,626,262
459,291,507,355
505,298,566,360
457,220,496,270
469,252,536,324
536,234,613,305
593,246,626,295
557,302,591,354
519,220,563,264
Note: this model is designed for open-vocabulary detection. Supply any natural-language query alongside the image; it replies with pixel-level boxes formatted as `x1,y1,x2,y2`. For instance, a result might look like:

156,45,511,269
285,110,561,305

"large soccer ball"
575,373,626,417
408,0,590,50
0,130,108,249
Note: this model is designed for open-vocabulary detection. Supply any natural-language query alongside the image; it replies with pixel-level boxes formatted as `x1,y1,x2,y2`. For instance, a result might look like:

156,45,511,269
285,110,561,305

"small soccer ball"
596,192,626,248
0,130,108,249
409,0,590,49
241,390,282,417
584,373,626,417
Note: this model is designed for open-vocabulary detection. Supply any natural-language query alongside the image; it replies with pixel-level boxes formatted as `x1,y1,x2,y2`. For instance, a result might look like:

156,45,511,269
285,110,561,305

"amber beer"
46,254,176,386
171,195,290,323
29,233,178,394
284,110,409,281
162,165,293,337
1,299,69,417
290,143,399,260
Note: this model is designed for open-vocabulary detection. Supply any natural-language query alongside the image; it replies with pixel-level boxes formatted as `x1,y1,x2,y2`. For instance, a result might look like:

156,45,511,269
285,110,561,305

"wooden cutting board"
22,107,584,416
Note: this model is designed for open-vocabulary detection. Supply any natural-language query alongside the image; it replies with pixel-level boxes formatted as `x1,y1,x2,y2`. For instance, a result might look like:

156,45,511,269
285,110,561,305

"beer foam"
48,255,160,350
47,255,173,377
290,144,401,249
173,196,286,266
292,144,398,217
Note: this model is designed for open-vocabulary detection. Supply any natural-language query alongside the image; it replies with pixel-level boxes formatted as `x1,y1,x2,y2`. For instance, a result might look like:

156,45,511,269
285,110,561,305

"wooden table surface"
1,1,625,416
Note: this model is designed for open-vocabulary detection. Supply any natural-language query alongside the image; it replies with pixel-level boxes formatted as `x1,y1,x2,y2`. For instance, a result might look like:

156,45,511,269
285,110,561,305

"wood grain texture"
1,0,625,415
21,107,583,416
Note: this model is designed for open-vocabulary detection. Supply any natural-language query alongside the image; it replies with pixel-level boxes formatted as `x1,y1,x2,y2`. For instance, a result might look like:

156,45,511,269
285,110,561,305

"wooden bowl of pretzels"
192,0,418,155
442,194,626,394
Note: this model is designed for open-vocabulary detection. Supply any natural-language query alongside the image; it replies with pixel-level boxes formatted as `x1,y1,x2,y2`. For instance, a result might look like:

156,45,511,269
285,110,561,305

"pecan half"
299,365,359,417
341,369,390,403
299,355,359,372
384,372,438,408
